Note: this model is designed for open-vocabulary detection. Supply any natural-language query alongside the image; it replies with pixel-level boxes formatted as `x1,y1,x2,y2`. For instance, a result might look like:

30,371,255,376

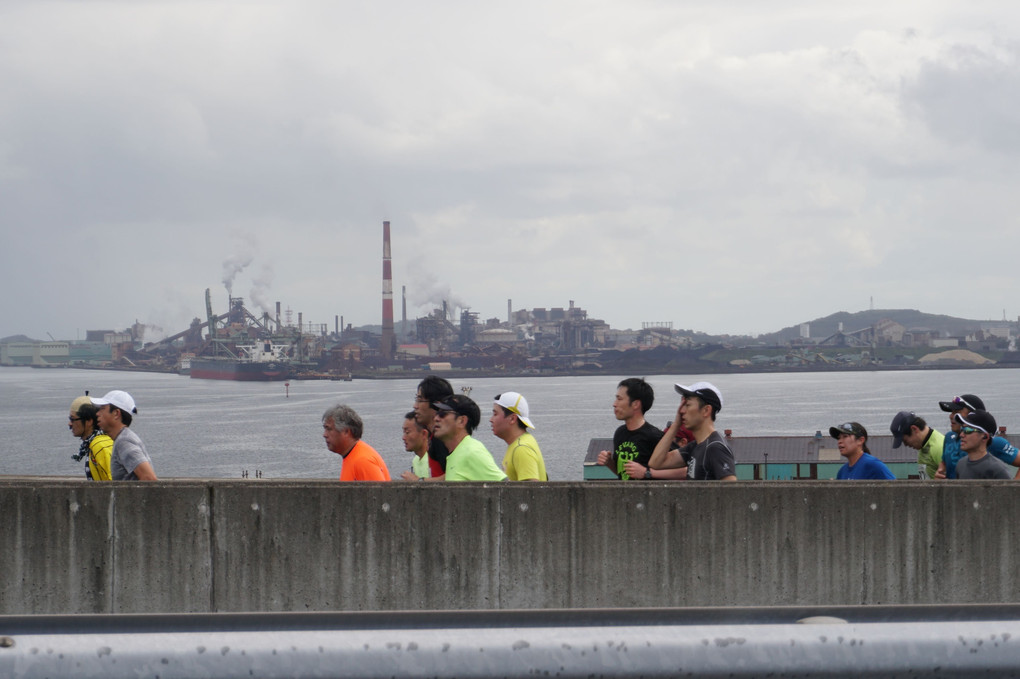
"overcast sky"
3,1,1019,341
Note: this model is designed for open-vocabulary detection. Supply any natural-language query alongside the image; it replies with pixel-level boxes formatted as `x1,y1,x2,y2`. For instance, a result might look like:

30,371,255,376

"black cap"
433,394,481,431
938,394,985,413
954,409,997,438
889,411,916,449
829,421,867,439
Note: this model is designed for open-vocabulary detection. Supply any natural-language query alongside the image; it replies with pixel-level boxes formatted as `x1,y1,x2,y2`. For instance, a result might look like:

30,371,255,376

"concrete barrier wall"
1,480,1016,614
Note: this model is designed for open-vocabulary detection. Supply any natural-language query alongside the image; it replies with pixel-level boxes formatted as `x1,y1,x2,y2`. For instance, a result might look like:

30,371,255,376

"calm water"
3,367,1019,480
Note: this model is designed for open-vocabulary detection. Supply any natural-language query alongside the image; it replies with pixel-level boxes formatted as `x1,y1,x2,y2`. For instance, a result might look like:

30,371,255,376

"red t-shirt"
339,440,391,481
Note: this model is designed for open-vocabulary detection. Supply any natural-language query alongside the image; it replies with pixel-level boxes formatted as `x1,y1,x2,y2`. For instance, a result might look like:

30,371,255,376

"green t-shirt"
411,452,431,479
445,436,507,481
917,428,945,479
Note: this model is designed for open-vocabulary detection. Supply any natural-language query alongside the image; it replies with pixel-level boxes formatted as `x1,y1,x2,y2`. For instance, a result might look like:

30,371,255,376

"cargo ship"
190,341,293,381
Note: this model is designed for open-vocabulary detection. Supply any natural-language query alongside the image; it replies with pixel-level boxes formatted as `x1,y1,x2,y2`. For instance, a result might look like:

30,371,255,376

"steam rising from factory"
9,217,644,377
221,235,274,316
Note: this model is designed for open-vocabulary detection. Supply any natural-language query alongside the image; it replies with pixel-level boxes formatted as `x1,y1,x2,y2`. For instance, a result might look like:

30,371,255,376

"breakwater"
1,479,1016,614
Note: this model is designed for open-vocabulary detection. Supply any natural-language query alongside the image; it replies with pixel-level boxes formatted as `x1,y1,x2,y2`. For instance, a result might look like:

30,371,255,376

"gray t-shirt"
684,430,737,480
110,427,152,481
956,453,1011,480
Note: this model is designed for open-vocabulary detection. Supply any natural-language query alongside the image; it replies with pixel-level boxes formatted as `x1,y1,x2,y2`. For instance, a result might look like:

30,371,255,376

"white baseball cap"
90,390,138,415
494,391,534,429
674,381,723,412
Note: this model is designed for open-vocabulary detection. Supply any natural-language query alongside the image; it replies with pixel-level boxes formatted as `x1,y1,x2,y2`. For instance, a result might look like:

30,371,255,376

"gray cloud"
907,41,1020,154
3,1,1020,341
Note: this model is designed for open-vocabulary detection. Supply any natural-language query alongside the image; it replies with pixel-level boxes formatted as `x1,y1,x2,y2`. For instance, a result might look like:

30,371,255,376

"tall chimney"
402,285,407,332
508,299,512,325
275,301,281,332
381,221,395,360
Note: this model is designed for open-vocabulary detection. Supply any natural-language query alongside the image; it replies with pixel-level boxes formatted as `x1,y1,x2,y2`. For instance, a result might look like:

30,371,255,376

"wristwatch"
643,468,652,479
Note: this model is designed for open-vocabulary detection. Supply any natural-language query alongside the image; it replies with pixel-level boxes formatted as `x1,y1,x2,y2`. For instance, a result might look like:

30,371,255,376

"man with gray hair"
322,404,391,481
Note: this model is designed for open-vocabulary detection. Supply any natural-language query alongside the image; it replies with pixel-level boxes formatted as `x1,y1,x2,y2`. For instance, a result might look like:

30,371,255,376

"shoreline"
4,360,1017,381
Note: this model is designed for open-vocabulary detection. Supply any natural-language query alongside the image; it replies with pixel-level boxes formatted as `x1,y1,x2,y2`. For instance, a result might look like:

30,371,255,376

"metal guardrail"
2,606,1019,678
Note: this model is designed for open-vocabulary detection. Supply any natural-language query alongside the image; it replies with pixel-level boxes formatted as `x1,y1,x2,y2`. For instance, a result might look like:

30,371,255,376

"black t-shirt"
684,430,736,480
428,437,450,473
611,421,663,480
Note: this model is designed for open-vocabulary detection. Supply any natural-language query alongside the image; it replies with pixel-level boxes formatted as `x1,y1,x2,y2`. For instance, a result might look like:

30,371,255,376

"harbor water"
3,367,1019,481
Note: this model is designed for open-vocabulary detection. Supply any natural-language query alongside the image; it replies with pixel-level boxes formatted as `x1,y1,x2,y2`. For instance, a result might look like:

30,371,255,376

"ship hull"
190,358,291,381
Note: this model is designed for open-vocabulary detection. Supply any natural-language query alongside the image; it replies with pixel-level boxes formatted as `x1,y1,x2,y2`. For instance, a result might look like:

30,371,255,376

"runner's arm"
132,461,158,481
648,425,680,469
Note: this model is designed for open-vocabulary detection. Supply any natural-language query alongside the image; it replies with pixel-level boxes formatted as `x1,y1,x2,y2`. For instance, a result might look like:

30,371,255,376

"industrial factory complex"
0,222,648,379
3,222,1020,377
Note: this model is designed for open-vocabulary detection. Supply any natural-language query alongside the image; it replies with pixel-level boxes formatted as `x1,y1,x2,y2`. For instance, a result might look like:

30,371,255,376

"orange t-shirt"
339,440,391,481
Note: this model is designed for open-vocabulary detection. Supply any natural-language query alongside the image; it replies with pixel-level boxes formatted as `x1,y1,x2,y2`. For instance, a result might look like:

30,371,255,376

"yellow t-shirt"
89,433,114,481
502,432,547,481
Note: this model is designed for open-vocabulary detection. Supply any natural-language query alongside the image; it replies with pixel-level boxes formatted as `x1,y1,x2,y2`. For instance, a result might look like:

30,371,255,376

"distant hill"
754,309,1005,345
0,334,37,343
354,310,1004,348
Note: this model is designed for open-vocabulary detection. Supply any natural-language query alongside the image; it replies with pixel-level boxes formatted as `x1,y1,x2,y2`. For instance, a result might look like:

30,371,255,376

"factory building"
0,341,113,366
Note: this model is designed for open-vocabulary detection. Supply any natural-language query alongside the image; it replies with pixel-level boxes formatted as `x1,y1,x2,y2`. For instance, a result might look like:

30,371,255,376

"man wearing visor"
934,394,1020,479
830,421,895,480
954,410,1011,480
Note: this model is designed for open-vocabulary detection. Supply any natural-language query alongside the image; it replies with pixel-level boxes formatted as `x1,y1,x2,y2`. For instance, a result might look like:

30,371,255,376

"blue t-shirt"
837,452,895,480
942,433,1018,479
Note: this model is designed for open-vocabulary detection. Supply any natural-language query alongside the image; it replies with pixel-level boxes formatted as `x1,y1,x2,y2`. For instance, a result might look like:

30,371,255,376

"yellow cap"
69,395,92,416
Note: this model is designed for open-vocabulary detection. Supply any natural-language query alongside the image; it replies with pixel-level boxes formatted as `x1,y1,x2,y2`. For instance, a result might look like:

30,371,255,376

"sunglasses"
68,416,82,422
953,396,978,410
960,426,985,436
435,410,457,419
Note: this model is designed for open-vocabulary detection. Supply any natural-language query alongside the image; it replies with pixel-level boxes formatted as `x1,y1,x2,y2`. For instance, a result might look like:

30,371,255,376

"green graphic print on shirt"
615,440,642,480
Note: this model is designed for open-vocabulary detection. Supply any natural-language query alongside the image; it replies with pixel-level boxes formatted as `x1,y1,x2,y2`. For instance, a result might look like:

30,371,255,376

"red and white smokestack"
381,221,395,359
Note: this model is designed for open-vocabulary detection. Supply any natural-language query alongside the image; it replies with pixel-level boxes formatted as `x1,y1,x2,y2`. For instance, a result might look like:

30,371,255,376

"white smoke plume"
222,233,258,296
249,264,275,317
141,323,166,343
407,271,469,320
